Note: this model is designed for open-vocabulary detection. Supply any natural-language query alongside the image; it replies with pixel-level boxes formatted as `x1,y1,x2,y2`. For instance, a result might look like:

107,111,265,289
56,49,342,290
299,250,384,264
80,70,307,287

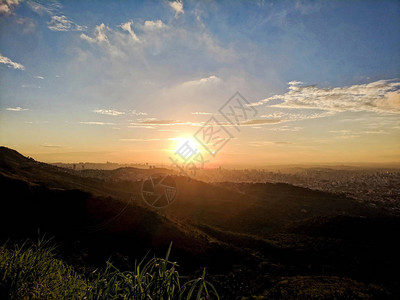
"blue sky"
0,0,399,165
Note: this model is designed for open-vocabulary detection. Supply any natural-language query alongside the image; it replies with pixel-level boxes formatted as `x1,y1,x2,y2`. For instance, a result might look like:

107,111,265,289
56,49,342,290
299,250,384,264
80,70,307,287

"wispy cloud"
42,143,62,148
274,141,292,145
287,80,303,86
131,110,148,116
143,20,166,31
47,15,86,31
139,120,185,125
25,120,49,124
260,110,335,122
16,17,36,34
334,134,360,140
80,121,115,125
127,125,155,129
252,79,400,114
267,125,303,132
294,1,321,15
132,119,202,126
92,109,147,116
248,140,292,147
78,15,235,67
182,75,221,87
81,23,125,58
169,0,184,18
199,33,237,62
0,53,24,70
239,119,281,126
26,1,60,15
81,23,109,44
157,129,180,132
93,109,125,116
329,129,388,138
120,21,140,42
120,138,177,142
6,106,28,111
330,129,361,139
34,75,44,79
191,112,214,115
26,1,85,32
21,84,40,88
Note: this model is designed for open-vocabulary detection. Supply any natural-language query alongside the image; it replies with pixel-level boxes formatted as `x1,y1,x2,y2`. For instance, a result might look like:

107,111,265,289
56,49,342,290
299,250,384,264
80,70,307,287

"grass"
0,238,219,300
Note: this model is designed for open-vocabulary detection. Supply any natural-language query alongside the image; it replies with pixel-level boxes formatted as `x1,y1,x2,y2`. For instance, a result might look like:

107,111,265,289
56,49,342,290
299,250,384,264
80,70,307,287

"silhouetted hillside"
0,147,221,267
1,146,399,299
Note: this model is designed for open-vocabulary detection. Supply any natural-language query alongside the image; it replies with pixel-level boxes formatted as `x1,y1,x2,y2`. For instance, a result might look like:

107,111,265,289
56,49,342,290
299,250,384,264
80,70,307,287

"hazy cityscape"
197,167,400,208
52,161,400,210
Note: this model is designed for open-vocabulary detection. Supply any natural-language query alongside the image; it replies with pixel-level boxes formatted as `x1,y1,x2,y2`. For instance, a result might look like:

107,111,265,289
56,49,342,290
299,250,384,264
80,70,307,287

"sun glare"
172,136,202,158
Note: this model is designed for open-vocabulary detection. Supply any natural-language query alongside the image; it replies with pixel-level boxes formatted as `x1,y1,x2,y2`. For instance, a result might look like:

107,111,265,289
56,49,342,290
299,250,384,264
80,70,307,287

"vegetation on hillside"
0,239,219,300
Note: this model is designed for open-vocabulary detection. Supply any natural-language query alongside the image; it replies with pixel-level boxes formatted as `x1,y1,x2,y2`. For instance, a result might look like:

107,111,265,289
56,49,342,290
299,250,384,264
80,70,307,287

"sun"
172,136,203,157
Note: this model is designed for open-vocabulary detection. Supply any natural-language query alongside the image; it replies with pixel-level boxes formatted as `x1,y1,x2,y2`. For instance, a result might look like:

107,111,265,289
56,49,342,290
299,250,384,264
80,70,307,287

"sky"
0,0,399,167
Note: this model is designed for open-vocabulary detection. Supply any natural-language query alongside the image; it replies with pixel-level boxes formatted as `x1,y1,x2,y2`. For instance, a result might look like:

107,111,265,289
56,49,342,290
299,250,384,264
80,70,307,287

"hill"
0,146,399,299
0,147,217,264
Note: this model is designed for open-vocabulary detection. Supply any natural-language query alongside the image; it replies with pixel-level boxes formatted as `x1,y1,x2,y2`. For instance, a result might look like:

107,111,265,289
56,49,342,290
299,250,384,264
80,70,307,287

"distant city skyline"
1,0,399,165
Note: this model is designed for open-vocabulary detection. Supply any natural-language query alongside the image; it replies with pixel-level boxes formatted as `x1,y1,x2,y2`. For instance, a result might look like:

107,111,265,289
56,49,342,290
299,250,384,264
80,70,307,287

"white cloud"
127,125,155,129
267,125,303,132
182,75,221,87
0,53,24,70
376,92,400,111
42,143,61,148
334,134,360,140
260,110,335,122
131,110,148,116
81,23,109,43
92,109,147,116
252,79,400,113
0,0,19,15
47,15,86,31
138,119,184,125
80,33,94,43
80,121,115,125
78,14,236,67
6,106,28,111
81,23,126,58
34,75,44,79
131,119,202,126
21,84,40,88
154,75,223,105
239,119,281,126
143,20,166,30
93,109,125,116
119,21,140,42
25,120,49,124
26,2,84,32
288,80,303,86
169,0,184,18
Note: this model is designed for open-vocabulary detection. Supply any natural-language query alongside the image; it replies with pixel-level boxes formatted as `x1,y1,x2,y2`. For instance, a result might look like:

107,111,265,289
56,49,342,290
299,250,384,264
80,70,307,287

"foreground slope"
1,146,399,299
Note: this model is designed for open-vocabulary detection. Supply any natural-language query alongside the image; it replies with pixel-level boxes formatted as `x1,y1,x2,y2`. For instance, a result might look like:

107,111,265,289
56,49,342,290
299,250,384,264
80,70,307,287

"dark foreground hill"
0,146,399,299
0,147,230,266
